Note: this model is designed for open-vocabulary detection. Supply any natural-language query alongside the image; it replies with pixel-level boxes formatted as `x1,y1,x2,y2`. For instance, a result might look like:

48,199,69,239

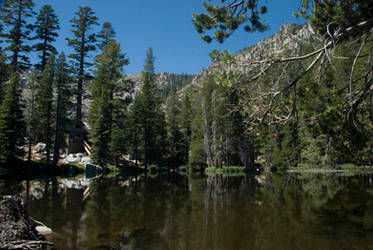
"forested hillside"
189,0,373,169
0,0,371,171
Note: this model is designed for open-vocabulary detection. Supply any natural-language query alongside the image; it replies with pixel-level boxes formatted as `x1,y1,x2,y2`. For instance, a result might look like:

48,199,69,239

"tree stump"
0,196,54,249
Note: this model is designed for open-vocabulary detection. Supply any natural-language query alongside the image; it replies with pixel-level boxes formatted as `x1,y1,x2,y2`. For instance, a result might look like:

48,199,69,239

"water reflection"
1,173,373,249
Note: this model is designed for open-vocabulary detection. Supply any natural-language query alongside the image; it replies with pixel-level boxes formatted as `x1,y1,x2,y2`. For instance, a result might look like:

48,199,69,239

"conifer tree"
34,4,60,71
0,0,35,71
34,54,55,166
97,21,116,50
24,69,38,161
67,6,99,121
52,53,70,167
0,50,10,104
137,47,166,168
88,40,127,166
109,98,127,166
128,94,142,166
180,91,193,164
0,73,25,162
166,86,184,168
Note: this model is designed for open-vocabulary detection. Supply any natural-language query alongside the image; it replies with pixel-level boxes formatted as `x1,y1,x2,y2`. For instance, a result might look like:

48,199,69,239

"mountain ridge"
192,22,322,85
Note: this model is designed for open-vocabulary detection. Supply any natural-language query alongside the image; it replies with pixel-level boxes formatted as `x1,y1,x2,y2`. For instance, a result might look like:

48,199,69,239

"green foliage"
208,49,235,63
297,0,373,35
88,40,128,166
34,55,55,144
192,0,268,43
35,55,55,165
180,91,193,164
130,47,167,168
0,50,10,104
97,21,116,50
165,86,185,167
127,94,142,165
52,52,71,167
189,74,253,168
24,69,38,161
67,6,99,120
0,73,25,162
33,4,60,70
159,73,194,101
54,53,71,123
0,0,35,70
67,6,99,67
109,97,130,166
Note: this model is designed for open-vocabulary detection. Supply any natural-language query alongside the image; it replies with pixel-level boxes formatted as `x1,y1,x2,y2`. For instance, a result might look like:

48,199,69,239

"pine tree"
128,94,142,166
298,0,373,35
137,47,166,168
166,86,184,168
34,54,55,166
33,4,60,71
88,40,127,166
24,69,38,161
67,6,99,121
0,0,35,71
0,50,10,104
180,91,193,164
0,73,25,162
52,53,70,167
97,21,116,50
109,98,127,166
192,0,267,43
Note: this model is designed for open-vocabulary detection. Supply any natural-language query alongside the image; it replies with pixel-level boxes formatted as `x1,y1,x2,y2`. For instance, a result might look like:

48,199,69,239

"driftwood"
1,240,54,250
0,196,54,249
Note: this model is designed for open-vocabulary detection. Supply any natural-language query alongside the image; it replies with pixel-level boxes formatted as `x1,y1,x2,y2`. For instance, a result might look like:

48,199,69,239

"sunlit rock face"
192,23,322,85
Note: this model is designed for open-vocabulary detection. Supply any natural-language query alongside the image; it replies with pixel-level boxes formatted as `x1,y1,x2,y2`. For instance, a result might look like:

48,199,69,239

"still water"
1,172,373,250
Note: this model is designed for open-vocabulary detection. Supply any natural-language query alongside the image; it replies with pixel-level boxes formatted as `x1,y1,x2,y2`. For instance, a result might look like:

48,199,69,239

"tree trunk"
52,83,62,168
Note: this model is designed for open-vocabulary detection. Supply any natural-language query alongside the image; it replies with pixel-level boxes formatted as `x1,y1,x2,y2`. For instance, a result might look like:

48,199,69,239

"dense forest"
0,0,372,171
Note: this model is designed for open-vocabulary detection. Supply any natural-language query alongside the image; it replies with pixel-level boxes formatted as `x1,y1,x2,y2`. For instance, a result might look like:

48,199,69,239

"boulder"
64,153,83,164
33,143,46,153
80,156,92,165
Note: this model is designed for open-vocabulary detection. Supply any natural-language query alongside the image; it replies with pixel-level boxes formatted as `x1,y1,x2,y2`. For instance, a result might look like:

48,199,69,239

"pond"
1,172,373,250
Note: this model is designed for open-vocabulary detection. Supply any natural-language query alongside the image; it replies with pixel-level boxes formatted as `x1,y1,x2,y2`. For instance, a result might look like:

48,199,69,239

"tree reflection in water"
1,172,373,249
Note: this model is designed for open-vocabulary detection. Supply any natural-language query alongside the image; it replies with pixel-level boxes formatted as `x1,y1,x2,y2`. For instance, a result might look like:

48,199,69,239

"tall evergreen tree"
0,0,35,71
140,48,157,167
180,91,193,164
136,47,167,168
24,69,38,161
166,86,184,168
52,53,70,168
34,54,55,166
0,73,25,162
88,40,127,166
0,50,10,104
33,4,60,71
109,98,127,166
128,94,142,166
67,6,99,121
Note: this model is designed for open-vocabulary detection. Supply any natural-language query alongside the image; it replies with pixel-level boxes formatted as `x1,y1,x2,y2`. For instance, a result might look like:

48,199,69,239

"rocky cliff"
192,23,322,84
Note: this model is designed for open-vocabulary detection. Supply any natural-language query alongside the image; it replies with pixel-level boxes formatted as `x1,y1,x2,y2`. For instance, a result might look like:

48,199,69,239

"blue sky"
32,0,306,75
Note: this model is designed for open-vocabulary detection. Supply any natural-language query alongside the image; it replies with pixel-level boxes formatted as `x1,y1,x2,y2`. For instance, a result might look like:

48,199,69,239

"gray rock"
64,153,82,163
34,142,46,153
80,156,92,165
